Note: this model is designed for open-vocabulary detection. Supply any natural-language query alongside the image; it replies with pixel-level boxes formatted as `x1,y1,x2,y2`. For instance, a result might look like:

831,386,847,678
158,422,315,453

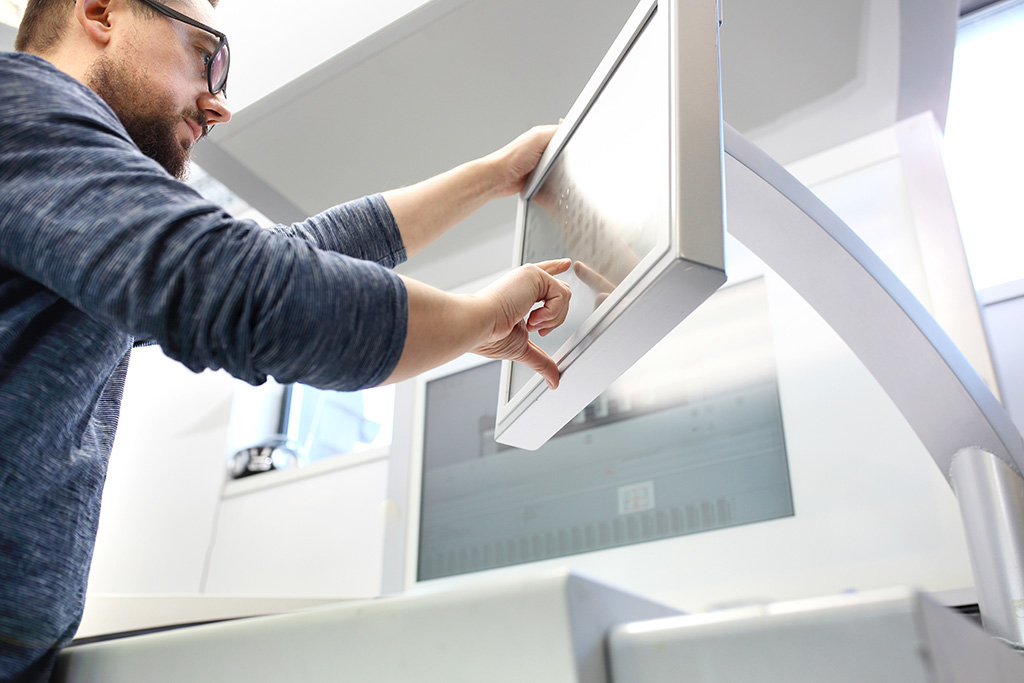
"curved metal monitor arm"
723,123,1024,644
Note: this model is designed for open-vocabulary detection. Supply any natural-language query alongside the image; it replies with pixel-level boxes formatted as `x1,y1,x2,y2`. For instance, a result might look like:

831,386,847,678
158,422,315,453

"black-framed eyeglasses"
132,0,230,96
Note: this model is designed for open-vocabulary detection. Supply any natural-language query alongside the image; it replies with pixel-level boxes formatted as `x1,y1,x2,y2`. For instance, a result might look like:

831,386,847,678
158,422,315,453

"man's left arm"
382,125,558,257
268,125,557,267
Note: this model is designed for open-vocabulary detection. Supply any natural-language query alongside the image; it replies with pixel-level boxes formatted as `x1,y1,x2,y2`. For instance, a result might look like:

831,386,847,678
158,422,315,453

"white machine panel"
55,571,678,683
609,588,1024,682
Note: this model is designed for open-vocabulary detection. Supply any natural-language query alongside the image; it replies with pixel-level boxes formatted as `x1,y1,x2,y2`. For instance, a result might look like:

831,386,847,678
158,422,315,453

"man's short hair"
15,0,220,56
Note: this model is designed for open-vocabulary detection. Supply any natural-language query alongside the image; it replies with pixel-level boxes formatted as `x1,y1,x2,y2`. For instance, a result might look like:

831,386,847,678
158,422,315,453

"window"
283,383,394,464
944,0,1024,291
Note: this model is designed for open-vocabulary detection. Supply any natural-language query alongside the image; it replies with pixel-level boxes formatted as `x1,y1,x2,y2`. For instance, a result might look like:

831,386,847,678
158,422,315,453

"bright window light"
943,0,1024,291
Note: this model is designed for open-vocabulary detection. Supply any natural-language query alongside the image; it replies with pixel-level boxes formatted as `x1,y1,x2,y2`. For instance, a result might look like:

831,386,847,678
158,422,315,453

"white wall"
203,456,389,598
0,17,15,49
87,347,235,594
86,347,392,603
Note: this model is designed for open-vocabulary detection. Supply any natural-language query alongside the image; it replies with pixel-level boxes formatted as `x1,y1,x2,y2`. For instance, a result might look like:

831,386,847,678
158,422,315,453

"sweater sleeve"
267,194,408,269
0,56,407,391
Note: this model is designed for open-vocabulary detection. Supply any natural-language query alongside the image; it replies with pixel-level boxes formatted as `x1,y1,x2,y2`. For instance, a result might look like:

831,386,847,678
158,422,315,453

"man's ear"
75,0,116,47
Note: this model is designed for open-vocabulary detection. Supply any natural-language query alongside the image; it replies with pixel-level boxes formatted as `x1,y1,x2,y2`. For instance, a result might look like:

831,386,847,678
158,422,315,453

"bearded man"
0,1,570,680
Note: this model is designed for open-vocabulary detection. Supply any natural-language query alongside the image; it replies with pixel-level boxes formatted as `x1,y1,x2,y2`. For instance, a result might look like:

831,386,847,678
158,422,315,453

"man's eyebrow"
167,0,223,48
189,27,220,52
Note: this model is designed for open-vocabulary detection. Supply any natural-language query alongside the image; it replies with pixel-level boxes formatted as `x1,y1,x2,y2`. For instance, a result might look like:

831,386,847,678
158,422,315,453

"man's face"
86,0,231,180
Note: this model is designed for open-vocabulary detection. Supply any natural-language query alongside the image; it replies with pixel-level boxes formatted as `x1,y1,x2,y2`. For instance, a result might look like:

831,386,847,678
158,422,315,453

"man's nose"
199,90,232,128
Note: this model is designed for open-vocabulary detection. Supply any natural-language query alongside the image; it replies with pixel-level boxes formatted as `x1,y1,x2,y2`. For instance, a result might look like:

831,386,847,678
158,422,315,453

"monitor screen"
419,278,792,581
507,1,668,400
495,0,727,450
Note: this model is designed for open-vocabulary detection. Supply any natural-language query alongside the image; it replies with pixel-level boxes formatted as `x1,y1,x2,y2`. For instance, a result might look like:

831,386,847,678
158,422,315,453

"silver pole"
950,446,1024,645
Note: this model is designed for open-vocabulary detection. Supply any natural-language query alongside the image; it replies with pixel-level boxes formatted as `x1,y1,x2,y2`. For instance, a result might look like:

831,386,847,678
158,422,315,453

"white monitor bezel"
493,0,727,451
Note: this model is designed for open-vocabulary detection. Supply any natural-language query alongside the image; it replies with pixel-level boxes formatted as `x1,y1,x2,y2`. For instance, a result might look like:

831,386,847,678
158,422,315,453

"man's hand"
387,260,572,388
382,124,560,257
484,124,560,199
470,258,572,389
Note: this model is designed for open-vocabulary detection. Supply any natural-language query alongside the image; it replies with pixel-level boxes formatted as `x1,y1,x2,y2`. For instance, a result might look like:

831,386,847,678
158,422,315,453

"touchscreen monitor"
495,0,727,450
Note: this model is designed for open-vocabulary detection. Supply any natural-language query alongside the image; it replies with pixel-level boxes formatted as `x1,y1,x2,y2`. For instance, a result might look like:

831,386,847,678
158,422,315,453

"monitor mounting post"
951,446,1024,645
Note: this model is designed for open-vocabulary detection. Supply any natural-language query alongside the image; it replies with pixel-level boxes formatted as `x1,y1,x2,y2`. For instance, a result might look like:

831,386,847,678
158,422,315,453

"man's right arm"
386,260,572,389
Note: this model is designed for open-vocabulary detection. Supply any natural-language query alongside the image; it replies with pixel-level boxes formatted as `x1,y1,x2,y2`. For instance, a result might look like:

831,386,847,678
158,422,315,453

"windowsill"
222,446,390,500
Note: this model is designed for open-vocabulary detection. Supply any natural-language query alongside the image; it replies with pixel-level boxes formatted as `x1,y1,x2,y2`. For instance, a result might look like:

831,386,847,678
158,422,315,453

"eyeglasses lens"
210,43,230,94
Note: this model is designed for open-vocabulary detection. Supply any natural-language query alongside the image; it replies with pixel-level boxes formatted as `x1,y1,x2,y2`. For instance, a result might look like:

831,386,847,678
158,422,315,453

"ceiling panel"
209,0,639,214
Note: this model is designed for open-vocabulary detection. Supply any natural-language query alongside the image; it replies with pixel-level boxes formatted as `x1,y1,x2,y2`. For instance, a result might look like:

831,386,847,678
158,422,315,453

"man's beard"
86,54,206,181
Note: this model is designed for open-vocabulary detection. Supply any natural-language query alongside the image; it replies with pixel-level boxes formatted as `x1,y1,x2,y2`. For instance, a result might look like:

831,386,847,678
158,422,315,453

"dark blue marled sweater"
0,51,408,681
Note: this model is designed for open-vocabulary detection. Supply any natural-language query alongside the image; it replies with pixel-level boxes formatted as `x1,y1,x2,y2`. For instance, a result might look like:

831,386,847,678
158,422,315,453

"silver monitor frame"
494,0,727,451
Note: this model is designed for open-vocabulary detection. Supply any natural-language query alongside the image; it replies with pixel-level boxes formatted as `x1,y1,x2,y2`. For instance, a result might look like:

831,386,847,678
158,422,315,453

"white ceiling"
0,1,434,106
215,0,434,112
